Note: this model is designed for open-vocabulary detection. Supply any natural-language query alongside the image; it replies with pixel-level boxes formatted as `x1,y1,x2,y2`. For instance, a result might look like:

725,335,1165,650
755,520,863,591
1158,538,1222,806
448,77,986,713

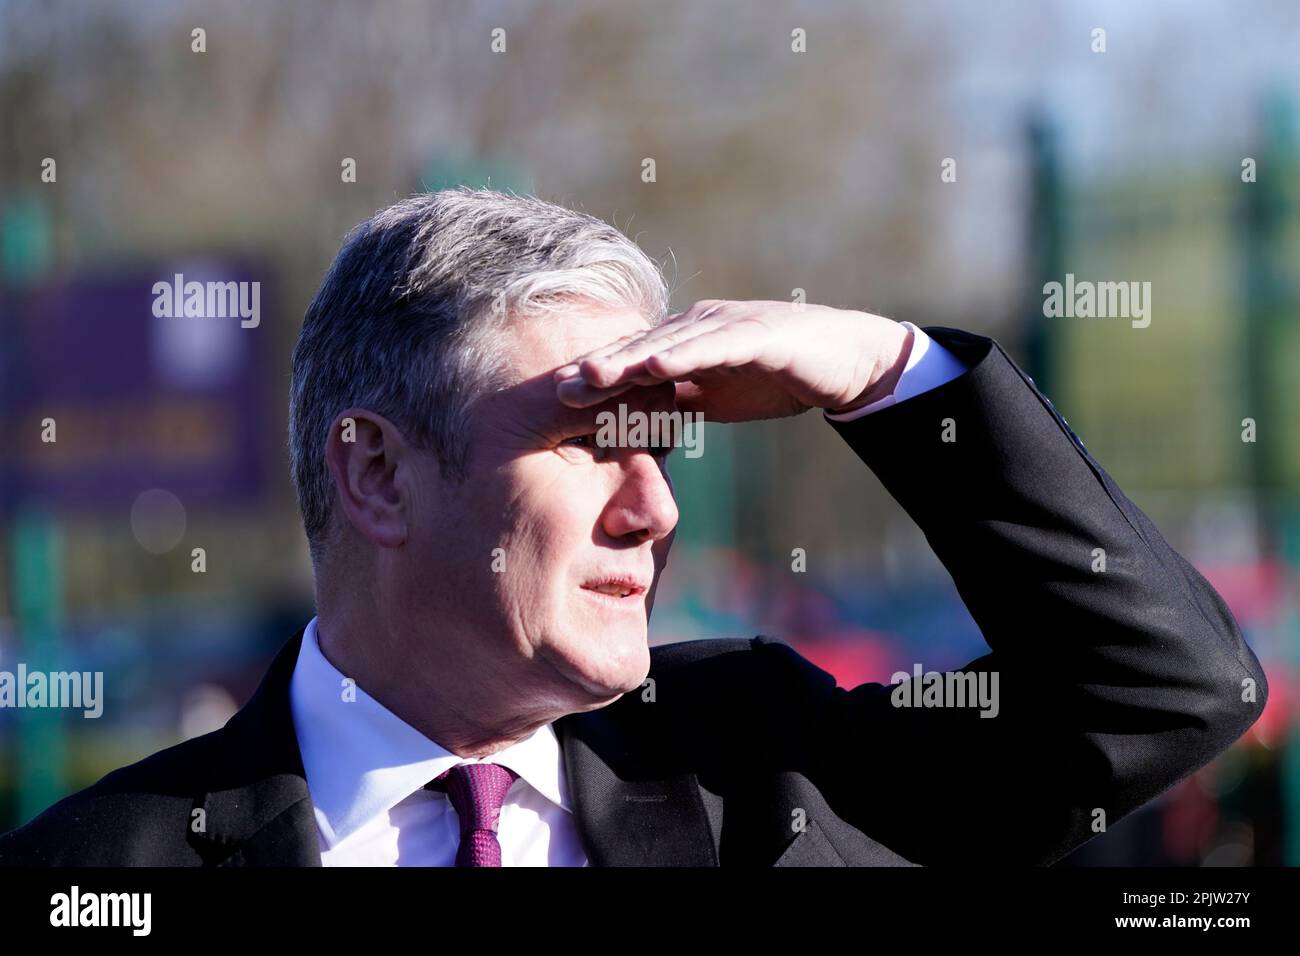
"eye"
560,433,608,460
559,434,673,462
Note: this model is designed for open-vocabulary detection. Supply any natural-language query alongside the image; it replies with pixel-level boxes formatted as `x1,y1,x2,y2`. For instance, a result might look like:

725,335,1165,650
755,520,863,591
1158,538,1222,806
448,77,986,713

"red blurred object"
1200,559,1287,628
787,630,901,688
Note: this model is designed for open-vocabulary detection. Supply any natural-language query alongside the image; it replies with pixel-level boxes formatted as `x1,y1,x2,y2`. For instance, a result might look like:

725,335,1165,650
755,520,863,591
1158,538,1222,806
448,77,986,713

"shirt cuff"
823,322,970,421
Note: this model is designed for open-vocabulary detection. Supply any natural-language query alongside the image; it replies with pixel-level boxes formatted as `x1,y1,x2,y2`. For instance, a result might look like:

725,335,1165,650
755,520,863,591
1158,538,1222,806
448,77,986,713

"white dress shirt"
288,323,967,866
289,617,589,866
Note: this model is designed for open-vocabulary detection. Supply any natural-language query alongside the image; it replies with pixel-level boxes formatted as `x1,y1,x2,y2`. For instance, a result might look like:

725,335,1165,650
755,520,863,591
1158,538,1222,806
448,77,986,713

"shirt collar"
288,616,573,848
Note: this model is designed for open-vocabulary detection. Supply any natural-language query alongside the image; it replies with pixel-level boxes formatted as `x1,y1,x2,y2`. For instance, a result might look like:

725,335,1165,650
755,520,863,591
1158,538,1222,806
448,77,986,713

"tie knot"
426,762,520,835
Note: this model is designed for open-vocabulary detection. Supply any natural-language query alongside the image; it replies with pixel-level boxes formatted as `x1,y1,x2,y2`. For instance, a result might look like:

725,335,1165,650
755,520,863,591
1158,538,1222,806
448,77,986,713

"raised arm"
764,326,1267,864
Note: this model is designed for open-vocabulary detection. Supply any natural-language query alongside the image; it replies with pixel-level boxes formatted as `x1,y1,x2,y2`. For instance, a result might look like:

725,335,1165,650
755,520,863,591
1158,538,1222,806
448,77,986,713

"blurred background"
1,0,1297,865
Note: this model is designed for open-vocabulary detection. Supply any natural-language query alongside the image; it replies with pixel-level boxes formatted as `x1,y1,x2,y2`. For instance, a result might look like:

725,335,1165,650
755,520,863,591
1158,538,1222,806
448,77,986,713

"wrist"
825,322,915,415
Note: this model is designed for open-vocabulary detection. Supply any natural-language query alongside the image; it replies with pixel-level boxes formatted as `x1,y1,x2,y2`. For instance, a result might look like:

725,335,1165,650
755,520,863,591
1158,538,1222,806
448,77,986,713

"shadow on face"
398,305,683,705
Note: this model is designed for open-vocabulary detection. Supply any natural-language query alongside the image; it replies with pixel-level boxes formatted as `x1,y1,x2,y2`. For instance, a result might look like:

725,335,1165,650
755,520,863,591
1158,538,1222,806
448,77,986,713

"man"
0,188,1267,866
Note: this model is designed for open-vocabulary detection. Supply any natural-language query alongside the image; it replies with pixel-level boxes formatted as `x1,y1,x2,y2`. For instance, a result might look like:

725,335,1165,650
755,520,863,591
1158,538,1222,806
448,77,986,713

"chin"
552,631,650,700
585,654,650,700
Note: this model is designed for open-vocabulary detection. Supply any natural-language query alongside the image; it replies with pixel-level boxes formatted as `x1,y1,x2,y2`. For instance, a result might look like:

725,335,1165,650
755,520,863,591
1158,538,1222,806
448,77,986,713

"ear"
324,408,412,550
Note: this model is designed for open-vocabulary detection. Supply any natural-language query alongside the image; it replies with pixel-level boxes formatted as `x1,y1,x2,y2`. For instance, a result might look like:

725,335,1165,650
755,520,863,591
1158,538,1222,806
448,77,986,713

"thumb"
672,380,709,415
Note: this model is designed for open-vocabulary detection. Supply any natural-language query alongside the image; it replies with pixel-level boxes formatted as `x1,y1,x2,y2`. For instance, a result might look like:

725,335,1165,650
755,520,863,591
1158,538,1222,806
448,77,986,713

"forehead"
503,303,654,379
491,303,676,432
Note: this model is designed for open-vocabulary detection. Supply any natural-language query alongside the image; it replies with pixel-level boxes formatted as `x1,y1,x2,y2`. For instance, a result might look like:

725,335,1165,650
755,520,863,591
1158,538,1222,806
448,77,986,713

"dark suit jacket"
0,328,1269,866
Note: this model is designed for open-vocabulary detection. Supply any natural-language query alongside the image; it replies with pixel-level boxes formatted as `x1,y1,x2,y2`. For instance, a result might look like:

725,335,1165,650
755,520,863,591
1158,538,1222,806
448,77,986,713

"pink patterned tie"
425,763,520,866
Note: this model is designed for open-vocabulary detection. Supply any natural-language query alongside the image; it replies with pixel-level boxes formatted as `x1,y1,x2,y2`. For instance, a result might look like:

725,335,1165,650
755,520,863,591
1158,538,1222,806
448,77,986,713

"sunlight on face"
397,304,680,707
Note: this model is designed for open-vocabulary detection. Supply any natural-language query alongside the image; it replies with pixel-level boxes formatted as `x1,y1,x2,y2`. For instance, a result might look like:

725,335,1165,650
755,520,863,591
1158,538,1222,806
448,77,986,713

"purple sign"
1,261,272,512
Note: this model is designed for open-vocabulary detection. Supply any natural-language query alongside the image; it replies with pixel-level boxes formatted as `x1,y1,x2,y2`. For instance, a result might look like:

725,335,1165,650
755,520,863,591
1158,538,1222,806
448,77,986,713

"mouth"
579,576,649,608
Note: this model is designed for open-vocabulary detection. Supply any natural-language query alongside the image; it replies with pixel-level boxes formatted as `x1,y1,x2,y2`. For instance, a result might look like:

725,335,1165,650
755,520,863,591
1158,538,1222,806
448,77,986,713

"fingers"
551,299,752,408
553,377,640,408
671,380,707,414
569,302,734,389
551,331,643,381
643,327,758,379
555,325,758,408
551,300,730,382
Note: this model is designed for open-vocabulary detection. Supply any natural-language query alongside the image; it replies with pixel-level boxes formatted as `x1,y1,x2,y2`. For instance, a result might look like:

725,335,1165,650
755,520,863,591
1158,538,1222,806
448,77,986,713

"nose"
601,450,679,544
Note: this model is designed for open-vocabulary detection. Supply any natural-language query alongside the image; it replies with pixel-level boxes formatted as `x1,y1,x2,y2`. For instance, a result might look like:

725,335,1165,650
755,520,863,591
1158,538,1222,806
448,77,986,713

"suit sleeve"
760,326,1269,866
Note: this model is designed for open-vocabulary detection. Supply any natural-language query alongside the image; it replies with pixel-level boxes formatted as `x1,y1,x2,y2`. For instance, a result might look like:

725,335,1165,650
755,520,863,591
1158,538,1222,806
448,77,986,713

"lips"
580,576,649,599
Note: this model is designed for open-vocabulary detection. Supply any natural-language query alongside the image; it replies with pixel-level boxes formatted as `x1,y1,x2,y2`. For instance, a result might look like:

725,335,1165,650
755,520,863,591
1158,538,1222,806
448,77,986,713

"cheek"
515,492,609,601
526,497,596,578
516,460,608,538
471,458,613,604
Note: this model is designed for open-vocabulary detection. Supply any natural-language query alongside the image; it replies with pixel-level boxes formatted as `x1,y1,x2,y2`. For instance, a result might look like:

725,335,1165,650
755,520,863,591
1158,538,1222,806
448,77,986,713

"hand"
553,299,914,423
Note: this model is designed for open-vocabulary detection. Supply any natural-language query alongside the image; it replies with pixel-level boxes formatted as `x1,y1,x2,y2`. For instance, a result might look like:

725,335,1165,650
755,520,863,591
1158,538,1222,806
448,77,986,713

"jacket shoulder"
648,633,835,690
648,635,755,667
633,635,838,759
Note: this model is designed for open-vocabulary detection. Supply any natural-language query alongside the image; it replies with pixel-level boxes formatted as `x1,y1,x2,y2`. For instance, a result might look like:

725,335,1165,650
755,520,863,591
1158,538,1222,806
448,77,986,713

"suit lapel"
556,704,718,866
189,629,323,866
187,627,721,867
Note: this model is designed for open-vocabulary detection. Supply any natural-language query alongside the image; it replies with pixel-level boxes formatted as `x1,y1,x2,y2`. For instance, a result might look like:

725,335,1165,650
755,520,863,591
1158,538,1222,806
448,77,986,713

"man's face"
395,305,680,711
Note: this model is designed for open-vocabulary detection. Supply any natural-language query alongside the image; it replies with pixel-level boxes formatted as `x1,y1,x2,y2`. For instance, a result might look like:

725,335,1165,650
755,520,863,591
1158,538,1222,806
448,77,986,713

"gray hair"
288,186,670,562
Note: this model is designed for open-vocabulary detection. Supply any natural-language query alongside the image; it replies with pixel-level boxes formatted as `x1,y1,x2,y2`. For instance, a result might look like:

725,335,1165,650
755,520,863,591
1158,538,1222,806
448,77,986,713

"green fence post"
1024,112,1066,398
11,508,68,824
1239,90,1299,865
